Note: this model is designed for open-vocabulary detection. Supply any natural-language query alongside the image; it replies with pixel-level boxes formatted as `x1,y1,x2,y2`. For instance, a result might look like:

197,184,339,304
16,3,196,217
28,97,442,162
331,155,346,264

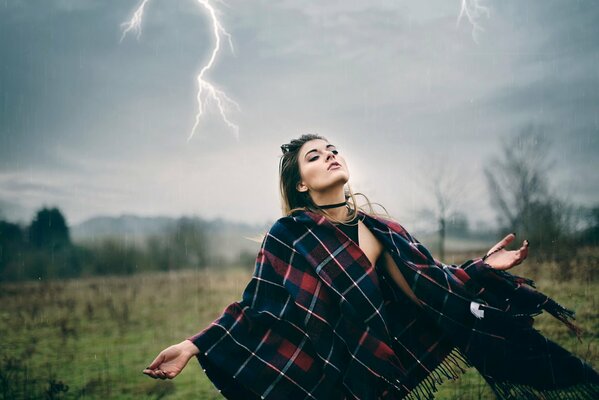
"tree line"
1,128,597,282
0,209,212,282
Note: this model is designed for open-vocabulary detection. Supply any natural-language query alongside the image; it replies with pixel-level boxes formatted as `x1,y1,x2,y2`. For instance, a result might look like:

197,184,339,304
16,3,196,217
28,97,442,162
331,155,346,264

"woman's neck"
323,205,349,221
311,189,349,221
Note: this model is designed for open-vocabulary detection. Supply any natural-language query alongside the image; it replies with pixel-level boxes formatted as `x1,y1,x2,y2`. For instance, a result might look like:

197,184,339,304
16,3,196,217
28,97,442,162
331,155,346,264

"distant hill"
1,199,499,264
71,214,274,265
70,214,498,266
71,215,174,243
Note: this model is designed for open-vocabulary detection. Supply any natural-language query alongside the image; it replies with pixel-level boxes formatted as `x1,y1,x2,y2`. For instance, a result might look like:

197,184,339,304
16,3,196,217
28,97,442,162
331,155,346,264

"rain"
1,0,597,398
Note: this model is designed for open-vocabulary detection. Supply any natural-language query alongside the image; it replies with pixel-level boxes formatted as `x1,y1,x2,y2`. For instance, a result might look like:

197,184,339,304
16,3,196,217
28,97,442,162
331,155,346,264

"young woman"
143,134,599,399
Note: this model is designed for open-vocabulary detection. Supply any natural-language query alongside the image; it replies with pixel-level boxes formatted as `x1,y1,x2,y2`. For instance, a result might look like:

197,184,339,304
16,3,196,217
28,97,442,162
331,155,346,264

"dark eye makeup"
310,149,338,162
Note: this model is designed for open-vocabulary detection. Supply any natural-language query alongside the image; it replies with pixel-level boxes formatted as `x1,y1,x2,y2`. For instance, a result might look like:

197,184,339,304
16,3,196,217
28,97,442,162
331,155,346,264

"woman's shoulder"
270,211,310,235
256,212,310,246
269,215,295,235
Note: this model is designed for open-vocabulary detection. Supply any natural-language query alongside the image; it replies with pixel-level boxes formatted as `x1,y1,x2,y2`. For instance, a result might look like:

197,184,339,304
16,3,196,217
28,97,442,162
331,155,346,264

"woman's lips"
328,163,341,170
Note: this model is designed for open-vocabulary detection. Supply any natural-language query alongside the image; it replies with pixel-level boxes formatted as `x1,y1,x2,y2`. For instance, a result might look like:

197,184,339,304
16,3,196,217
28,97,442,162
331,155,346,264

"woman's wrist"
179,339,200,356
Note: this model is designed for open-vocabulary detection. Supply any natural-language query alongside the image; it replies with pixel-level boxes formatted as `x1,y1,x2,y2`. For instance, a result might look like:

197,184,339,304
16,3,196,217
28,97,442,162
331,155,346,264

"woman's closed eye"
310,150,338,161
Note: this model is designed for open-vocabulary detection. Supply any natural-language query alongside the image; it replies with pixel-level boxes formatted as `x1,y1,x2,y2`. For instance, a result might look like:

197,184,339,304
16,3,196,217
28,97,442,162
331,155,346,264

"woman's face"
297,139,349,194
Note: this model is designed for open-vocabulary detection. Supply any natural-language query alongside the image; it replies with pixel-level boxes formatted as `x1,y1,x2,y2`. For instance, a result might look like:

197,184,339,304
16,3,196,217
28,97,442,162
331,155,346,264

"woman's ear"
297,182,308,193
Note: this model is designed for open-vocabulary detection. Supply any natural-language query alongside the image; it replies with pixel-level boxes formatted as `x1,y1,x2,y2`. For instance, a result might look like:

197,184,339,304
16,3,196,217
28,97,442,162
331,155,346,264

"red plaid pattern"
187,210,599,399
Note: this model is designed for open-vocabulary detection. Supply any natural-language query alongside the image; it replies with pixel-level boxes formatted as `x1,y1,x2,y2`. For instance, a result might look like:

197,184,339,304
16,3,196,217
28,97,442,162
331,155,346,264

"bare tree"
484,125,576,275
432,166,463,260
484,125,552,232
413,159,471,260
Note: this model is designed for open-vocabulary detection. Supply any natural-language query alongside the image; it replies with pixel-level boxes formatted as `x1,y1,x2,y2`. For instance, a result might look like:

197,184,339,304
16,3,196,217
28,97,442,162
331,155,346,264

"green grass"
1,267,597,399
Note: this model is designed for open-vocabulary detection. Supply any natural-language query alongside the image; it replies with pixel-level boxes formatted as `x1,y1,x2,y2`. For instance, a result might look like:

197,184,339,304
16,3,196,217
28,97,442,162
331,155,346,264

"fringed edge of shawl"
382,348,472,400
541,297,585,341
486,379,599,400
487,268,585,341
393,346,599,400
491,269,537,288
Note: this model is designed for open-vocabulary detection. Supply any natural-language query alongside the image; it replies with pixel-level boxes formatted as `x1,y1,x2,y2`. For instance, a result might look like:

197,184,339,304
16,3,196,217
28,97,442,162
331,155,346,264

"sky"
0,0,598,231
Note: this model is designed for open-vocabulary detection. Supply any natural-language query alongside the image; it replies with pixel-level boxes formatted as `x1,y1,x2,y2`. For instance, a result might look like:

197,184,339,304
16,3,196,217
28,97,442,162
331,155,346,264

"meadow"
1,257,597,399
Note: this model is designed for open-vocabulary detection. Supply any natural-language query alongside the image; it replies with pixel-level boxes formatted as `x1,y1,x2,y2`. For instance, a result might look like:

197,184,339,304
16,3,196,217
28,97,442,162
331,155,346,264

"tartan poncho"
187,209,599,399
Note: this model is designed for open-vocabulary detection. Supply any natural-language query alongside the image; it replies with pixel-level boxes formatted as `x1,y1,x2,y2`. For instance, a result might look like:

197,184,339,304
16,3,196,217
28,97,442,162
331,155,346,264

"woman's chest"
357,220,384,266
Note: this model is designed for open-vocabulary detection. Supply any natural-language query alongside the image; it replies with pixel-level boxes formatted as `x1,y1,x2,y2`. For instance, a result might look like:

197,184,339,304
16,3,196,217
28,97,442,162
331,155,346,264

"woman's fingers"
487,233,516,256
143,351,168,379
517,240,529,263
148,352,166,370
147,369,167,379
143,367,170,380
143,368,159,379
499,233,516,248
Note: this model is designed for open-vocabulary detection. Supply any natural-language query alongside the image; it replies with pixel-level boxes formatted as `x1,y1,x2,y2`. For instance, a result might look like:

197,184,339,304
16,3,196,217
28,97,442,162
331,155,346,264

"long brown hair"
279,134,393,224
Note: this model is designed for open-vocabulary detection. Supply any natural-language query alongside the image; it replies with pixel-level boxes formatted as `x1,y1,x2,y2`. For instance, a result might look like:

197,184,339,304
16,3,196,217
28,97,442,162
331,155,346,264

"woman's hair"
279,133,393,224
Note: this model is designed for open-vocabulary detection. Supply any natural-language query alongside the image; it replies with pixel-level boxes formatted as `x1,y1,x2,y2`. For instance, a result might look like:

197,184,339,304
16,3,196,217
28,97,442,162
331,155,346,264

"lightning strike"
121,0,240,141
457,0,490,43
119,0,150,42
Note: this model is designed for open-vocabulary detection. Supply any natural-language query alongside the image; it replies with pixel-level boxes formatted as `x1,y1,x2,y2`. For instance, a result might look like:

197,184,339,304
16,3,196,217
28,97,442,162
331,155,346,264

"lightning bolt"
457,0,490,43
121,0,240,141
119,0,150,42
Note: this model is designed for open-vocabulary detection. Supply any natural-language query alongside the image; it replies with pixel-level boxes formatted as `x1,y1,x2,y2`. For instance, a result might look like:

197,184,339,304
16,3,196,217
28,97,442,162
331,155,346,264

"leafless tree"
413,159,472,260
484,125,552,232
484,125,576,275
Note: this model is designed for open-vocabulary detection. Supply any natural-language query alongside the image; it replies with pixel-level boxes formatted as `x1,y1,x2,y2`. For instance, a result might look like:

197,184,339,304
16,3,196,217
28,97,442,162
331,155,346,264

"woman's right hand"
483,233,529,271
143,340,200,380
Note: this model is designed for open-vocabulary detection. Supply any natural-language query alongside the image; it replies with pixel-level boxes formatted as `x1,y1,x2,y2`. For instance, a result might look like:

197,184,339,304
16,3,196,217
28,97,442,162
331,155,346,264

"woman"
143,134,599,399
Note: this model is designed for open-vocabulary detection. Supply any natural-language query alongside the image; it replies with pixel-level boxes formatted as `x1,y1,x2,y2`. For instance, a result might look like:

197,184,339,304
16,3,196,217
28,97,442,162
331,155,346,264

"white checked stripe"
268,230,301,254
304,280,323,325
391,334,434,376
341,268,370,295
262,336,316,399
256,252,345,374
421,303,506,340
234,328,273,378
251,248,267,309
308,219,392,337
374,223,481,305
207,307,318,400
283,250,296,285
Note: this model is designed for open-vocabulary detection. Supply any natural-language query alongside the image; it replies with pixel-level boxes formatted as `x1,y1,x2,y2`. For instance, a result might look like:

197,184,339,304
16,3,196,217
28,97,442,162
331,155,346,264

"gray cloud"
0,0,597,228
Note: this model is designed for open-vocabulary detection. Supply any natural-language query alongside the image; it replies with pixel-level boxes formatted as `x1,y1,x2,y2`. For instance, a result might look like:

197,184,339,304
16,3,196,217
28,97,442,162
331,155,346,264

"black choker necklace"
317,201,348,209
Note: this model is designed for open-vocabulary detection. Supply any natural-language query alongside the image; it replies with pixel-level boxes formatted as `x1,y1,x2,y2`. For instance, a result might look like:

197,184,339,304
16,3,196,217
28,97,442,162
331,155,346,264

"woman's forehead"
300,139,334,155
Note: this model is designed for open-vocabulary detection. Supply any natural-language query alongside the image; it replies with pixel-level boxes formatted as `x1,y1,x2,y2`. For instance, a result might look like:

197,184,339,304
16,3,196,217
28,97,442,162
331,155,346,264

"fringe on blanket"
385,345,599,400
492,269,537,288
383,348,472,400
542,297,585,340
490,268,585,340
484,378,599,400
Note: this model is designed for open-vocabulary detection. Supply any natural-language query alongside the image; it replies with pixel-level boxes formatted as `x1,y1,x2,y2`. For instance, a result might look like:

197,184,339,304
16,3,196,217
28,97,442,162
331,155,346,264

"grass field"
1,264,597,399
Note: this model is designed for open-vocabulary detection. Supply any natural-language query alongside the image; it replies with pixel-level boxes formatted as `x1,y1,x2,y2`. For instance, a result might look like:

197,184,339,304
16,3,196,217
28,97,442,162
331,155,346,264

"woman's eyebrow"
304,144,336,159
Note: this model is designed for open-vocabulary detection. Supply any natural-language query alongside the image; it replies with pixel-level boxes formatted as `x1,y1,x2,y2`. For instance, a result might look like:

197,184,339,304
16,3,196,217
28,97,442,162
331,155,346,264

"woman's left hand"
483,233,529,271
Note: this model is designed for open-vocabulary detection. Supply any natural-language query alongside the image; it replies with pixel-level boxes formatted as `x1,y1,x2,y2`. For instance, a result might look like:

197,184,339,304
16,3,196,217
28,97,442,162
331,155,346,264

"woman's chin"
330,175,349,186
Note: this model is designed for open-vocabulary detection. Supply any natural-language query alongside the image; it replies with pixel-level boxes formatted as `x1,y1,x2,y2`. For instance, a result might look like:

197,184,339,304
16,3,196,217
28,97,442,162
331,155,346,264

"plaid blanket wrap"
188,210,599,399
